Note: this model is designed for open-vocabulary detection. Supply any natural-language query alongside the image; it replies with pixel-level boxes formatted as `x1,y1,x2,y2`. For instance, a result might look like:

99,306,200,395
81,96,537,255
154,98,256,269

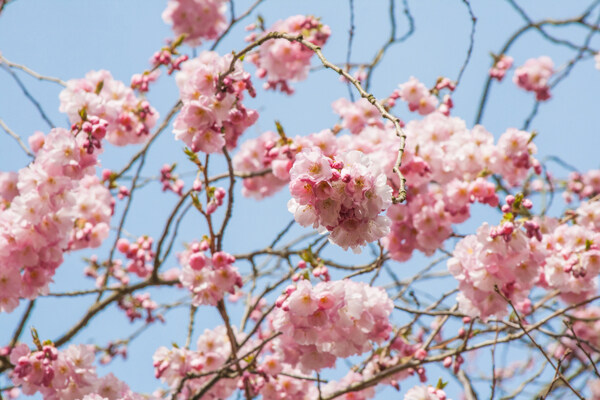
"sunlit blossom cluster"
59,70,159,146
247,15,331,94
513,56,554,101
9,343,146,400
233,129,338,199
396,76,439,116
162,0,228,46
287,149,392,251
0,128,110,312
489,54,514,81
271,279,393,372
153,326,249,399
178,241,242,306
173,51,258,153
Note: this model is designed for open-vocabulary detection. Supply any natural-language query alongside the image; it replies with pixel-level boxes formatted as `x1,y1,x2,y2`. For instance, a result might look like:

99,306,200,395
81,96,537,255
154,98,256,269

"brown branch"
0,118,33,158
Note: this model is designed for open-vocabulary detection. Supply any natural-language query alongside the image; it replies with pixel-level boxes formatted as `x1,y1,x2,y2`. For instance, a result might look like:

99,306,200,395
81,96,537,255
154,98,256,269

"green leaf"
94,80,104,95
436,378,448,390
78,107,88,121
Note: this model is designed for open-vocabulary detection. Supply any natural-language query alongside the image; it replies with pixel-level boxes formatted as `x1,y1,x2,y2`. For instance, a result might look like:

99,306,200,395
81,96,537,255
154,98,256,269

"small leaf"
78,107,88,121
94,80,104,95
31,327,42,351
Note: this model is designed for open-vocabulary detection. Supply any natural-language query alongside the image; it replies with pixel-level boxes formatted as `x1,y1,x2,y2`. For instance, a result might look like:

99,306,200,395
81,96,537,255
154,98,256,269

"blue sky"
1,0,600,398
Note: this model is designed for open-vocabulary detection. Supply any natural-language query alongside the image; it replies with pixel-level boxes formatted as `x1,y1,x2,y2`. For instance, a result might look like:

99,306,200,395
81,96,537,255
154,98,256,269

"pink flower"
60,70,158,147
513,56,554,101
489,55,513,81
272,279,393,372
397,77,439,116
288,150,392,252
162,0,228,46
248,15,331,94
178,242,241,306
173,51,257,153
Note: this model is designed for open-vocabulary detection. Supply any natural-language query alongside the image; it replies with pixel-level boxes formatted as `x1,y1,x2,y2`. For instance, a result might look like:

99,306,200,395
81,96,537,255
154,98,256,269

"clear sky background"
1,0,600,398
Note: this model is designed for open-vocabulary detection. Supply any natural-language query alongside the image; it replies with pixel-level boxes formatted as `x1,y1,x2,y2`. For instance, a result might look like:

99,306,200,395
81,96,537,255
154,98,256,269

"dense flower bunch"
448,221,542,320
247,15,331,94
0,128,110,312
162,0,228,46
287,149,392,251
68,176,113,250
332,98,384,134
59,70,159,146
540,222,600,301
116,236,155,278
449,192,600,319
178,241,242,306
256,361,318,400
5,2,600,399
489,54,514,81
383,113,540,261
117,292,162,323
513,56,554,101
233,129,337,199
564,169,600,202
159,164,185,196
271,279,393,372
9,343,146,400
173,51,258,153
153,326,249,399
396,77,439,115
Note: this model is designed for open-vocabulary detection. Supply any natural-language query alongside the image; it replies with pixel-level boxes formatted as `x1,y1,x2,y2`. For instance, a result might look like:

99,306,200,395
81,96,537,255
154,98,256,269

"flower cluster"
256,361,318,400
492,128,540,187
162,0,228,46
233,129,338,199
117,292,163,323
288,150,392,251
448,222,542,320
271,279,393,372
513,56,554,101
396,77,439,115
489,54,514,81
153,326,249,399
247,15,331,94
332,98,383,134
9,343,146,400
178,241,242,306
541,223,600,302
233,130,292,199
130,70,160,93
0,128,111,312
59,70,159,146
564,170,600,202
116,236,155,278
69,175,114,250
173,51,258,153
159,164,185,195
383,113,541,261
